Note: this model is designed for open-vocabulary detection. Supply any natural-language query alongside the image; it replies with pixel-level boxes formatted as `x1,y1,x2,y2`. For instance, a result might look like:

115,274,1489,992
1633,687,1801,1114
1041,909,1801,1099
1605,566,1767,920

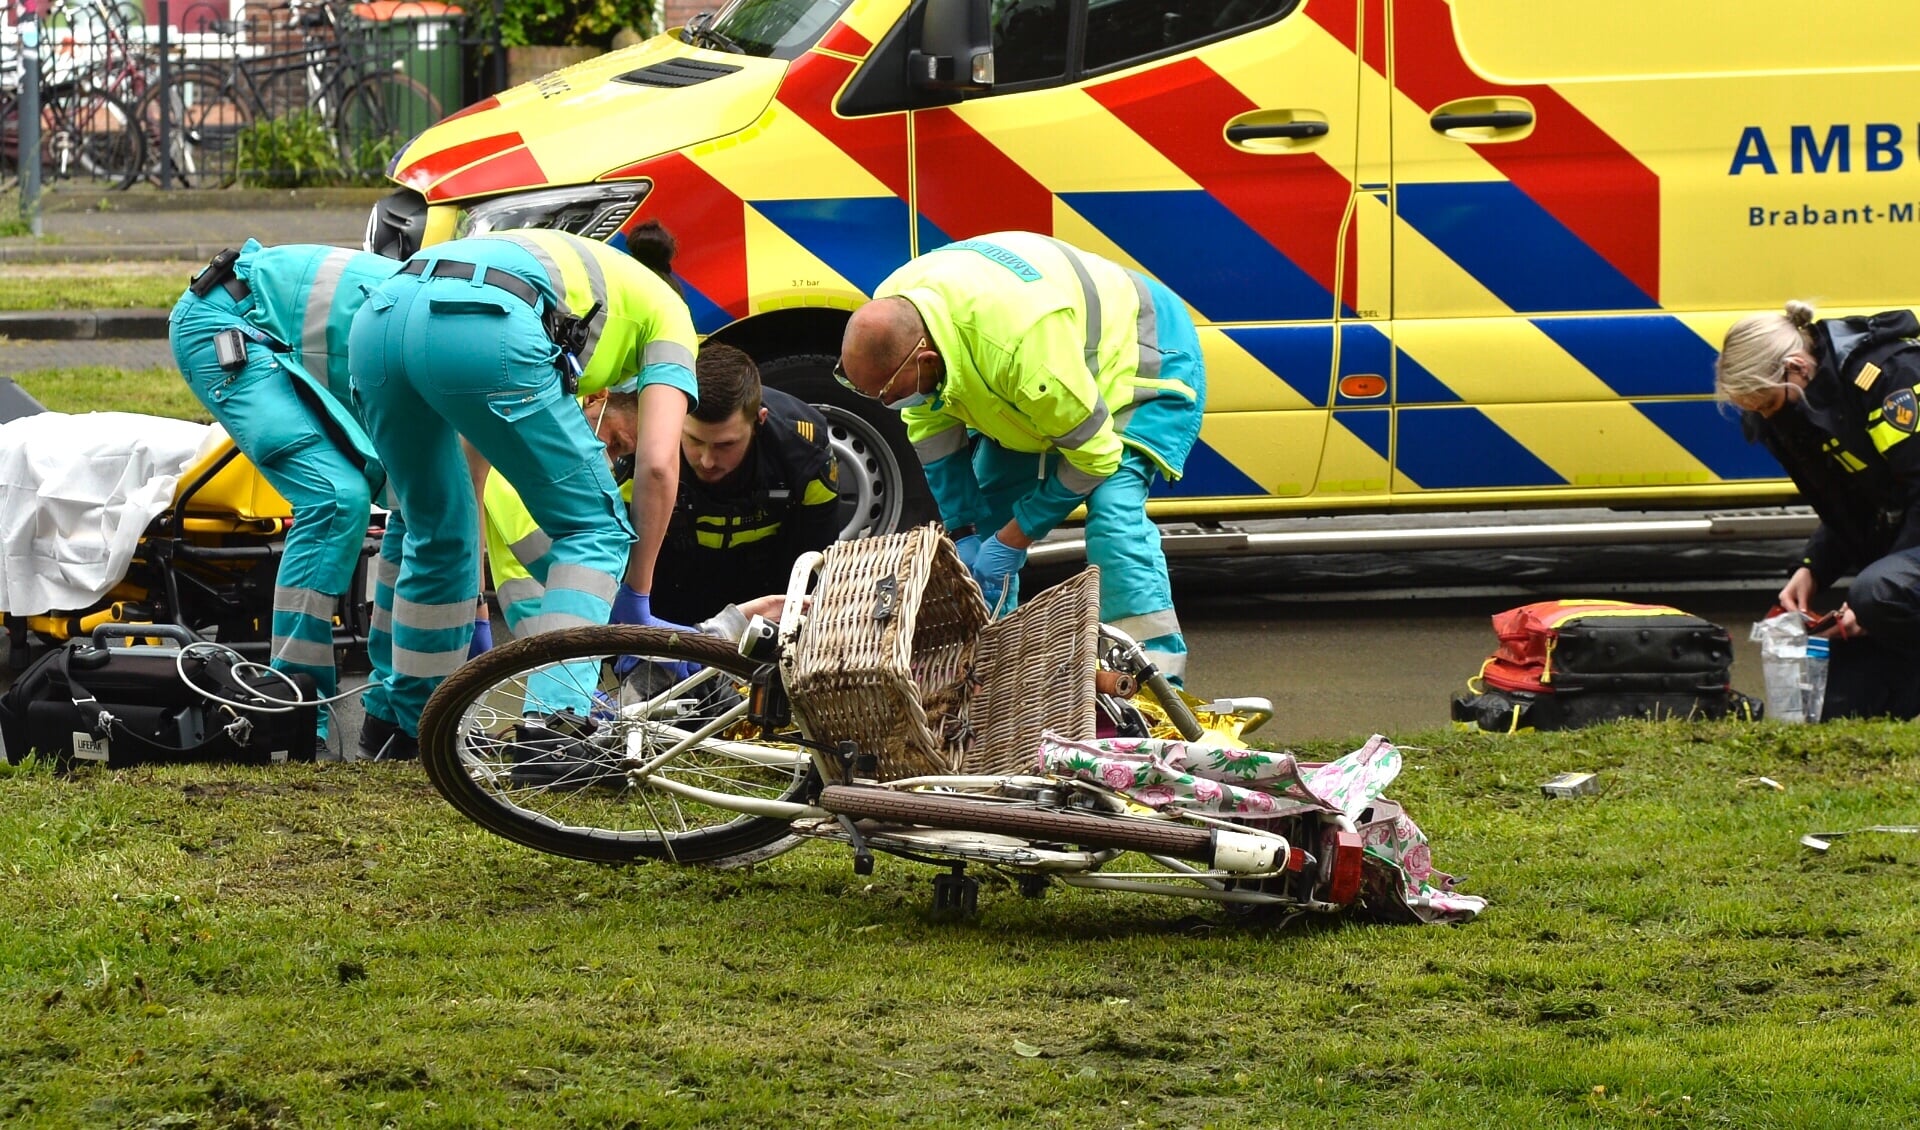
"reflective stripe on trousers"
348,269,629,729
360,526,405,733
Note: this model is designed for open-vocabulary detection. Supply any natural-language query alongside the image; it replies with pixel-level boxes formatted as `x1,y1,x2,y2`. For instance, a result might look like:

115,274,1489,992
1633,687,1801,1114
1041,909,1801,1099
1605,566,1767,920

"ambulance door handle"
1226,121,1329,142
1430,110,1532,132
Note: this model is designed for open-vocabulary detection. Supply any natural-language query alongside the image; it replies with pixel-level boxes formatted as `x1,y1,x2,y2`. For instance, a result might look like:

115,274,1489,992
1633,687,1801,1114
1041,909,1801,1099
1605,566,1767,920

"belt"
400,258,542,309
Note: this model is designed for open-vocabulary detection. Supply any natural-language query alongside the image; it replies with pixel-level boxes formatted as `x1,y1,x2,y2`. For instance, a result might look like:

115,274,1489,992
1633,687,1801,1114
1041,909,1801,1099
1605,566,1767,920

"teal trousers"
348,261,632,732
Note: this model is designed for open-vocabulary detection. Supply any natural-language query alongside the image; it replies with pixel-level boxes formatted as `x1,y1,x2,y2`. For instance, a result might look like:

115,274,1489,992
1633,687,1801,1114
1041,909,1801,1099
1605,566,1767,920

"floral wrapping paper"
1037,732,1485,923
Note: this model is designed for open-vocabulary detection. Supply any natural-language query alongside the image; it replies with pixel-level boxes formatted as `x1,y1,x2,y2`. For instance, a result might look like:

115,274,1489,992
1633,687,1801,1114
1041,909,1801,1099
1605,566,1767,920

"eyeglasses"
834,337,928,401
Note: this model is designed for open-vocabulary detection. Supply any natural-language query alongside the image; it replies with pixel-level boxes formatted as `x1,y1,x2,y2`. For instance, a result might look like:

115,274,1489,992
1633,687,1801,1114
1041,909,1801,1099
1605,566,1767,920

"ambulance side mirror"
911,0,993,90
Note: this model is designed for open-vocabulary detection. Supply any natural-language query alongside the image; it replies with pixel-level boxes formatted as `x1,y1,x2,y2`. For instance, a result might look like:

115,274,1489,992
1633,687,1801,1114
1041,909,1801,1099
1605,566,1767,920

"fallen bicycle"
417,527,1483,925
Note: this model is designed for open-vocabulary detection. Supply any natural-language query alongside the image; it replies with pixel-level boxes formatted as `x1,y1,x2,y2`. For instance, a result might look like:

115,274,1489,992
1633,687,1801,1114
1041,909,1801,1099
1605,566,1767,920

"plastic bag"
1750,611,1808,723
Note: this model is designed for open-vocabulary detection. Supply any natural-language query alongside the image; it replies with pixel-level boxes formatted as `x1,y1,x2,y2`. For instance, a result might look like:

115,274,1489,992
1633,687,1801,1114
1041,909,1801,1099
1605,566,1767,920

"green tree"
483,0,659,48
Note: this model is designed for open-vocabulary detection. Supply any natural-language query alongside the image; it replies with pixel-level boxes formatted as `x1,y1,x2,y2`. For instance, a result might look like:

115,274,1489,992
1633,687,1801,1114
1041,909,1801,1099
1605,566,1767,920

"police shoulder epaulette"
794,419,816,444
1856,361,1882,391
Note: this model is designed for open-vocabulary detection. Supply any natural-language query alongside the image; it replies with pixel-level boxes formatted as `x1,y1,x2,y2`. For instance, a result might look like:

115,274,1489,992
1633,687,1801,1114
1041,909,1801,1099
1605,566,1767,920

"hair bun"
1784,299,1817,329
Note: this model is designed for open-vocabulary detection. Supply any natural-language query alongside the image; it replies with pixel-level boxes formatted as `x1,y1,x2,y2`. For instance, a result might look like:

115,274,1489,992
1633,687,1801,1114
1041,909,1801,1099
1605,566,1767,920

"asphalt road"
1134,539,1800,744
0,339,176,374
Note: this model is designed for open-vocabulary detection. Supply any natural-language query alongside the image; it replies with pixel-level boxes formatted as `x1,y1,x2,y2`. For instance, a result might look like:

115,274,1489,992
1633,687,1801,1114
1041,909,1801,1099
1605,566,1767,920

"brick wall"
662,0,705,30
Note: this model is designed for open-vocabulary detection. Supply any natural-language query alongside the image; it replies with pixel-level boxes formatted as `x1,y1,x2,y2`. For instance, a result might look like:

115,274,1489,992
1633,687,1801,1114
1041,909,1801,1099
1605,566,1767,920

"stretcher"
1,423,380,674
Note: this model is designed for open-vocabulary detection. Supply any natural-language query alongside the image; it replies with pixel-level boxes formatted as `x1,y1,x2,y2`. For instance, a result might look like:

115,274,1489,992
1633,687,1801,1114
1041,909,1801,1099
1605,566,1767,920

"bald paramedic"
348,229,698,737
837,232,1206,683
169,239,399,760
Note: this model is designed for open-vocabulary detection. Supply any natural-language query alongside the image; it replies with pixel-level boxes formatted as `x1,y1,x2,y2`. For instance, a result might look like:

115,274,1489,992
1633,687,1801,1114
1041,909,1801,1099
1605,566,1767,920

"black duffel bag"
0,625,317,769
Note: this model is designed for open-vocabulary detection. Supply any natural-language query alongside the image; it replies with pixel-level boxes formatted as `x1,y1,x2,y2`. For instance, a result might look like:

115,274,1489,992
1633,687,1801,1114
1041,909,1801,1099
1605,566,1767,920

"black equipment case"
1452,600,1758,733
0,625,318,768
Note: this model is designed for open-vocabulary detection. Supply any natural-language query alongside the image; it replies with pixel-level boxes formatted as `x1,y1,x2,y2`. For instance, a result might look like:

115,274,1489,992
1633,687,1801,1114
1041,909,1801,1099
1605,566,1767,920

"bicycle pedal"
930,866,979,920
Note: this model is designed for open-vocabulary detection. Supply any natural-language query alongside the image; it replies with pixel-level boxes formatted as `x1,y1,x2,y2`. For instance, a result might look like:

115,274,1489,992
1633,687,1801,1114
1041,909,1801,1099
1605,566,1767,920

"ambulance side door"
906,0,1361,503
1386,0,1780,505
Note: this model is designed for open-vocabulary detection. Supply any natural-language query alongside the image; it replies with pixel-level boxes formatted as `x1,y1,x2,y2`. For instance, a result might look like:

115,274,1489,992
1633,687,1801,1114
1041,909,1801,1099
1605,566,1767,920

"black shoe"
314,735,340,763
356,714,419,762
506,713,625,792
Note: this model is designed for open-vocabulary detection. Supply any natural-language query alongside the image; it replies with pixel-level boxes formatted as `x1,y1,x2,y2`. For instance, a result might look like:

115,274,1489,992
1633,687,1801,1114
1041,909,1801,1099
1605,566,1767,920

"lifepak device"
213,328,249,371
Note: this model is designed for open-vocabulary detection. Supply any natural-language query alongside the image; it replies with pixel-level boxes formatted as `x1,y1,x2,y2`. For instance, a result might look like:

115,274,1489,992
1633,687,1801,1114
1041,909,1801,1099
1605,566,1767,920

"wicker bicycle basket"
783,526,1100,780
961,565,1100,776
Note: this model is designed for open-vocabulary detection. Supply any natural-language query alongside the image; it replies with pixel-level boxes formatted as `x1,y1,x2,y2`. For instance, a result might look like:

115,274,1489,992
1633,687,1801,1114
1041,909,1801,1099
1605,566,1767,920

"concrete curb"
0,240,361,264
0,309,172,340
38,187,390,214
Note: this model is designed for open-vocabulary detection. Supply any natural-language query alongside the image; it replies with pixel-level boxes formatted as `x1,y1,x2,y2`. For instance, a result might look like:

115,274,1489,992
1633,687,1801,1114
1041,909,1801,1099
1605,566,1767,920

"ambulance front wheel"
759,352,938,541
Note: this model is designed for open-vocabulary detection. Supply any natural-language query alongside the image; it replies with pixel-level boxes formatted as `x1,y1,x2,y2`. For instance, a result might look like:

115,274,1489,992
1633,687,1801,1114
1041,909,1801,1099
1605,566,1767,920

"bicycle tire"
1,84,143,190
418,625,811,865
134,65,230,188
334,73,441,175
135,67,251,189
0,93,18,192
67,85,144,190
817,785,1219,863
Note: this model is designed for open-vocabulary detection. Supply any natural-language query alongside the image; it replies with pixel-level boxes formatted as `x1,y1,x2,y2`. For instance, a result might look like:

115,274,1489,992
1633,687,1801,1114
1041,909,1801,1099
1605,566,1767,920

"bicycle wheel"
334,74,441,178
817,785,1219,862
136,67,250,188
0,86,137,189
134,65,230,187
418,625,813,865
65,86,144,189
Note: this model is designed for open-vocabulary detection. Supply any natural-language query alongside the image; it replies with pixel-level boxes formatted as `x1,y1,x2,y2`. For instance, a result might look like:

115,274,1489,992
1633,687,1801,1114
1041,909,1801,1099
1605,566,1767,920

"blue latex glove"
467,617,493,659
953,532,983,569
610,584,650,626
612,585,693,631
970,533,1027,618
610,585,696,678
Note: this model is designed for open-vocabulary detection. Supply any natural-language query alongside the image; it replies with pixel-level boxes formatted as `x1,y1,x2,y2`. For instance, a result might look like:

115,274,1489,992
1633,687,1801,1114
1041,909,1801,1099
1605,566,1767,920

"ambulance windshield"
692,0,857,60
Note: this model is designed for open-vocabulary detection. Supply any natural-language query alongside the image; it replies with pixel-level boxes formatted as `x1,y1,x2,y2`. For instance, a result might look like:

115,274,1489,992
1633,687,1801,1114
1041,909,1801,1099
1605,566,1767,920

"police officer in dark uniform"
1717,300,1920,719
651,343,842,624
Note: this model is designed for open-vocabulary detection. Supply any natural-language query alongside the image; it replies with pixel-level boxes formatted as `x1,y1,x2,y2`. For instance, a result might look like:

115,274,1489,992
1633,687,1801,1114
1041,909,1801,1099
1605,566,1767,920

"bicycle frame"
572,550,1336,910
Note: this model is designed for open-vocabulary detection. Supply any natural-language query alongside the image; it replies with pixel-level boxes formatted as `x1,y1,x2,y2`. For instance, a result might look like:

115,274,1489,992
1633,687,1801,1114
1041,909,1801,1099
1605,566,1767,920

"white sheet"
0,412,213,617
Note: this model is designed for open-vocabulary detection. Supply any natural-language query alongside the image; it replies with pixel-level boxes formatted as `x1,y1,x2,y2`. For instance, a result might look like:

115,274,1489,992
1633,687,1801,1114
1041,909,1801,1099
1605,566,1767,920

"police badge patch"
1884,387,1920,433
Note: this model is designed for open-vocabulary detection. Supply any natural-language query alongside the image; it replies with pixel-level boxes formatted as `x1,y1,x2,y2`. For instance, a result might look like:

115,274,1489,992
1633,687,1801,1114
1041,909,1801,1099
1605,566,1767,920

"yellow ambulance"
368,0,1920,535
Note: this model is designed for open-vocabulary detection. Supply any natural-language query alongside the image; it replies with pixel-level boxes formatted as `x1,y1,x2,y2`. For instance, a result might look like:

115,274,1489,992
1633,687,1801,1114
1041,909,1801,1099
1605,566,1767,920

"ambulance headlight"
456,185,650,242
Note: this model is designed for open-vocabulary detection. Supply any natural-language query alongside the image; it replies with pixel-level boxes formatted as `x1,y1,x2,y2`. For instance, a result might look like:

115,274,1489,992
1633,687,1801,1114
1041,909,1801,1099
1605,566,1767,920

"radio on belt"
1540,771,1600,799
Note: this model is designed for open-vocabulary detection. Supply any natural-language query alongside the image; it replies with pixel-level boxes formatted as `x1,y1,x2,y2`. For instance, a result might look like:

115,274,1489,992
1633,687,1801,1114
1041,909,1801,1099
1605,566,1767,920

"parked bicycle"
417,529,1482,924
1,0,148,190
0,78,143,190
135,0,441,187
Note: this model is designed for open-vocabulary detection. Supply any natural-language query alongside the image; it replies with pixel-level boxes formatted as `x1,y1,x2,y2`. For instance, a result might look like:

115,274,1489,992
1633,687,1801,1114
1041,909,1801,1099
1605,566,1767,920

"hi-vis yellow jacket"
881,232,1200,535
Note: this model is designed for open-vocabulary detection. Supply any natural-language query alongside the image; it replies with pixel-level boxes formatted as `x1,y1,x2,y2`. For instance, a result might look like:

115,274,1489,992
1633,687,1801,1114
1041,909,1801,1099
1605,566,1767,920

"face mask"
887,390,929,412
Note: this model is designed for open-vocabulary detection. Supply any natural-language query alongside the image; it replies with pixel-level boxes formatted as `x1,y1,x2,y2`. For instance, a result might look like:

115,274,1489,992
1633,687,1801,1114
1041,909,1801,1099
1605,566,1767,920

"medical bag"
1478,600,1733,693
0,625,317,769
1452,600,1758,732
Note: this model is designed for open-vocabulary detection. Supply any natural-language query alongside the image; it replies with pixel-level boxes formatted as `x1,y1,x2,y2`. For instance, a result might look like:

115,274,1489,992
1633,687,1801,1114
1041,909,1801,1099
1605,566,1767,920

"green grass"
0,187,30,238
13,366,209,422
3,720,1917,1127
0,262,195,310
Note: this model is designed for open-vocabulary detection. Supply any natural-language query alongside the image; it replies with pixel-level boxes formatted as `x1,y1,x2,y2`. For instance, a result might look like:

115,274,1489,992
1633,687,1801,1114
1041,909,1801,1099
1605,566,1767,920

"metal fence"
3,0,504,193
